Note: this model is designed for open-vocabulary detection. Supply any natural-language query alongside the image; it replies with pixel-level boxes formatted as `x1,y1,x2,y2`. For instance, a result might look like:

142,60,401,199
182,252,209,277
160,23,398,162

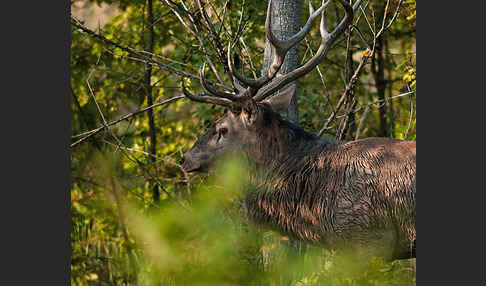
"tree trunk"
372,35,387,137
260,2,303,274
339,27,357,140
385,39,395,138
145,0,160,204
261,0,302,124
371,1,389,138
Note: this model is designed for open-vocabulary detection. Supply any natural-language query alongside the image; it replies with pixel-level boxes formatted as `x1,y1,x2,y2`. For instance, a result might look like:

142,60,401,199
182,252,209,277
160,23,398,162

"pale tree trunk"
261,0,302,124
260,1,302,275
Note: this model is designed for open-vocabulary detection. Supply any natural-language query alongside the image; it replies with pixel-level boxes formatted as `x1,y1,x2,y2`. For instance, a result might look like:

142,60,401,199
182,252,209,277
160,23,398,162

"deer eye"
216,127,228,142
219,127,228,136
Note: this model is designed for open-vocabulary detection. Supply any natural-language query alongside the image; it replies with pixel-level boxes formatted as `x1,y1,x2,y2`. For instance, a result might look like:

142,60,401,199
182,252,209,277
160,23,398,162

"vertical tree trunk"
371,1,389,138
372,35,387,137
339,27,357,140
385,38,395,138
259,0,303,275
145,0,160,204
261,0,302,124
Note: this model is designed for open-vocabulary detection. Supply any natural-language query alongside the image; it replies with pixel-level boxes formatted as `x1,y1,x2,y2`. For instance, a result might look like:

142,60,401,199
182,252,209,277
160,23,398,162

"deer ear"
261,84,295,113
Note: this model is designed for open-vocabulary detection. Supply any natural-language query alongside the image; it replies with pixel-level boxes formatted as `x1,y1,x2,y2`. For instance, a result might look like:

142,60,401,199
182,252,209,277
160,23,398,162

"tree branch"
71,16,231,90
71,95,185,147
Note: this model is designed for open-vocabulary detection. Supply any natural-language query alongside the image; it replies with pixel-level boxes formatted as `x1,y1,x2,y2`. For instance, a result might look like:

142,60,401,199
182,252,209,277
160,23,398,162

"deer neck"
250,115,323,173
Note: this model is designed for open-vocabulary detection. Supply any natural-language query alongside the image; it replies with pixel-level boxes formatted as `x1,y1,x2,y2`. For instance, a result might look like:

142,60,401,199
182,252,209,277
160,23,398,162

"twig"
71,16,230,90
335,90,414,118
71,96,185,147
354,105,370,139
101,139,191,191
318,0,404,137
404,84,414,140
104,123,191,211
318,50,371,136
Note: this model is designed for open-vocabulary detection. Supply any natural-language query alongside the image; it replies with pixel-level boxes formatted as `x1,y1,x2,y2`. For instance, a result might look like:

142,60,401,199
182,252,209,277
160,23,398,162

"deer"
179,0,415,261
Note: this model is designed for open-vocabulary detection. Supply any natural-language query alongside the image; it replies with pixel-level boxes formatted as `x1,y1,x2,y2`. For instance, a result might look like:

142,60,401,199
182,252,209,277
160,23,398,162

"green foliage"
72,155,416,285
71,0,416,284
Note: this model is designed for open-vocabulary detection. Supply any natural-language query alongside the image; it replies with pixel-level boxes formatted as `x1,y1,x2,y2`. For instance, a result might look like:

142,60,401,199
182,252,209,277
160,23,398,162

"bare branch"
71,96,185,147
404,84,414,140
71,16,231,90
318,46,370,136
318,0,403,136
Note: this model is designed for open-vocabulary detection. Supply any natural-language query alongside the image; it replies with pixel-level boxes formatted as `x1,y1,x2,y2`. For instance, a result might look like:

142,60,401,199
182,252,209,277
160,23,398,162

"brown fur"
182,104,416,260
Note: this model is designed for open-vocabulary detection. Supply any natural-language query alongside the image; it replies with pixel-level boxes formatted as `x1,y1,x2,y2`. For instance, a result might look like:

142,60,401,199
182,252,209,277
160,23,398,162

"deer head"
180,0,359,173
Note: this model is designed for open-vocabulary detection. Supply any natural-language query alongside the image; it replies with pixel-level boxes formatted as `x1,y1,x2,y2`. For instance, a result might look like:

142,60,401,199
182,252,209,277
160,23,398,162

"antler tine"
261,0,286,83
320,0,330,39
199,63,240,101
181,78,234,107
232,76,247,93
266,0,330,54
254,0,360,102
227,42,271,90
262,0,330,83
227,0,329,93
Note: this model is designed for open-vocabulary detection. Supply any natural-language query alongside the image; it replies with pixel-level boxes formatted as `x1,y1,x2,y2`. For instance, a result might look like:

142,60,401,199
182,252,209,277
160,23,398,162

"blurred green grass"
71,154,415,286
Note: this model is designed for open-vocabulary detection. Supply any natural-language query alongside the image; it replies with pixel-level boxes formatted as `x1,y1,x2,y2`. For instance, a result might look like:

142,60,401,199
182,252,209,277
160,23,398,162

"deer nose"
179,155,185,165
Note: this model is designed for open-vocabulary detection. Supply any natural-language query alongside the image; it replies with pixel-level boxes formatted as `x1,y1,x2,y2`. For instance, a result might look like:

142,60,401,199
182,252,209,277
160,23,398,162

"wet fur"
185,104,416,260
241,105,416,260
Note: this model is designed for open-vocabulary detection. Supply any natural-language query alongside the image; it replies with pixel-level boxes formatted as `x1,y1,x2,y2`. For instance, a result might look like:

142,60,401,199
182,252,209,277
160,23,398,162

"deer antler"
181,79,234,108
253,0,359,101
228,0,330,93
199,63,240,101
182,0,361,109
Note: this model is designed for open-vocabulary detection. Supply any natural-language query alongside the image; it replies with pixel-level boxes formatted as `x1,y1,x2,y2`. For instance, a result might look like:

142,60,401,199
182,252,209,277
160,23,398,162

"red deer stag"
180,0,415,261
